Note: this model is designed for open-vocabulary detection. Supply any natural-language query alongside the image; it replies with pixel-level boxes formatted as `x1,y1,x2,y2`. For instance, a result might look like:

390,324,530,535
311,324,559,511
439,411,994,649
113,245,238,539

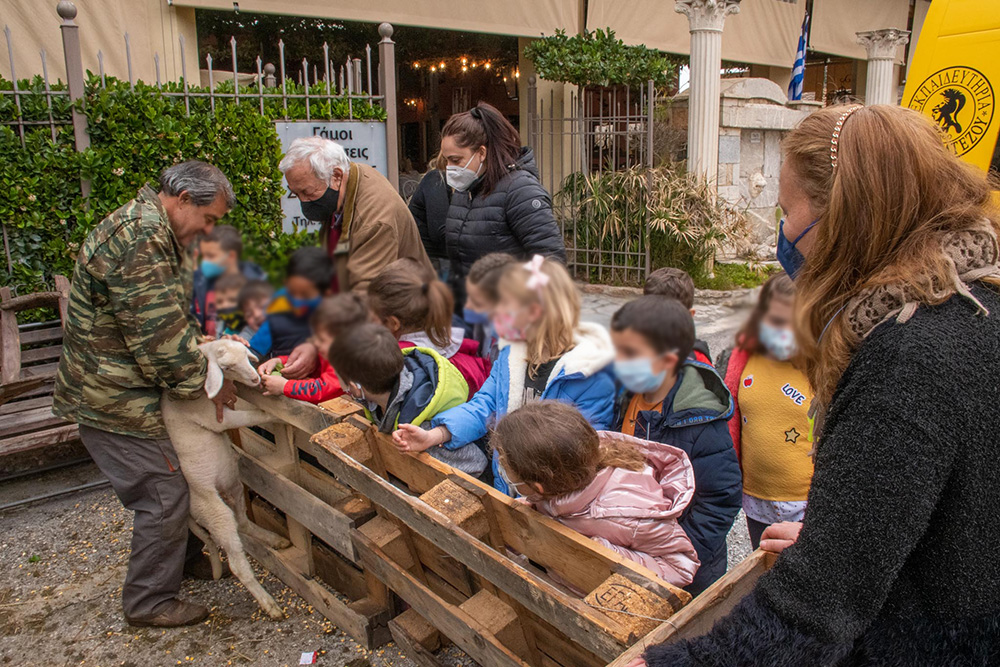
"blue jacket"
248,289,315,359
432,322,617,494
615,360,742,596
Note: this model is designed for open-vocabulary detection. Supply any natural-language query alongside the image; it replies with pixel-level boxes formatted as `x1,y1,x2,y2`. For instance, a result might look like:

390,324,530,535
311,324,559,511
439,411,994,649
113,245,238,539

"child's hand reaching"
259,373,288,396
257,358,281,376
392,424,449,454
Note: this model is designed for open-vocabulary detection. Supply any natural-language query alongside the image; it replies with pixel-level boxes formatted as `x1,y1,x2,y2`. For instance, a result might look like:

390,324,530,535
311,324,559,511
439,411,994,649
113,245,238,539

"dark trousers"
79,424,201,617
747,516,770,550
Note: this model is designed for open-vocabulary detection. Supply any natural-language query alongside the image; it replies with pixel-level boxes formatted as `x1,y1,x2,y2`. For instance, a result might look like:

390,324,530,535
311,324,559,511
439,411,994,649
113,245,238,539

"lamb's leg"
189,490,284,620
212,407,273,432
230,486,291,551
187,518,224,581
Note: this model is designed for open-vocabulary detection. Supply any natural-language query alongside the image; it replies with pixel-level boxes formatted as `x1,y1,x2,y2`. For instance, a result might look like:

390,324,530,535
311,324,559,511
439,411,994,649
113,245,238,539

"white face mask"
446,153,483,192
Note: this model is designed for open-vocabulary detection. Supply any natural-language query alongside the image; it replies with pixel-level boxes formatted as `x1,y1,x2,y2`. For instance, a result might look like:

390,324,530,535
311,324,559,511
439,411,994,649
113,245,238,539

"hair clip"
523,254,550,292
831,105,862,169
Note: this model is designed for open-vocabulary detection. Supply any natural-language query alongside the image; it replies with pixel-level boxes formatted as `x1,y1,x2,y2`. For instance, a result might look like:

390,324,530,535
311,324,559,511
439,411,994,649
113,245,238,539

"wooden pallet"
231,387,705,665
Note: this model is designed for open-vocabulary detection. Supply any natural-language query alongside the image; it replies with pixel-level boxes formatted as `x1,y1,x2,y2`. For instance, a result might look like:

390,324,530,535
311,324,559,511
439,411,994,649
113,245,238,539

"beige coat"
322,162,432,293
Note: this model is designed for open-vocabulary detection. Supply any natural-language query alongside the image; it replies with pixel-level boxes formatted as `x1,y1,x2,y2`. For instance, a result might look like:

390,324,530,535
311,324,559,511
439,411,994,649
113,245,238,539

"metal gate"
526,77,656,286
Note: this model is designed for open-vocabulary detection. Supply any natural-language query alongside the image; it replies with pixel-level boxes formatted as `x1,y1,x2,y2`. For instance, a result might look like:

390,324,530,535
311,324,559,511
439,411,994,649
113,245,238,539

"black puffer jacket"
409,169,451,260
445,147,566,278
645,284,1000,666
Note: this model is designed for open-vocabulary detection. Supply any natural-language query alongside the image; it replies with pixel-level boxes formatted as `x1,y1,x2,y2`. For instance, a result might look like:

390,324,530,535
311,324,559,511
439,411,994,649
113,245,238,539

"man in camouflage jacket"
53,161,236,627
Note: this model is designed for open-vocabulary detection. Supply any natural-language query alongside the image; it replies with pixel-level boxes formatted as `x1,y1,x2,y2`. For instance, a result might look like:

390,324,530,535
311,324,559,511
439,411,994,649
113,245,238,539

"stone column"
675,0,741,183
856,28,910,106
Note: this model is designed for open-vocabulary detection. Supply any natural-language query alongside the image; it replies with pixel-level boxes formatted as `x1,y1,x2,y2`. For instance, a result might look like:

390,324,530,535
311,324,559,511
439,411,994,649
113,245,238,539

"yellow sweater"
739,354,814,502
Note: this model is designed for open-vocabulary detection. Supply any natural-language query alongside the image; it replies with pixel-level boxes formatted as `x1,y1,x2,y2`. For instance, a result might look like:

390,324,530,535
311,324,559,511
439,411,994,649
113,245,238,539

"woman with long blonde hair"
636,105,1000,665
392,256,617,495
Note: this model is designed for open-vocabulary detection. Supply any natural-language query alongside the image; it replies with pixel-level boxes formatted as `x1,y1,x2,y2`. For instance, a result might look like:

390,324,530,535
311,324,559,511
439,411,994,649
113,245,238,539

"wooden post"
377,23,400,192
56,1,90,198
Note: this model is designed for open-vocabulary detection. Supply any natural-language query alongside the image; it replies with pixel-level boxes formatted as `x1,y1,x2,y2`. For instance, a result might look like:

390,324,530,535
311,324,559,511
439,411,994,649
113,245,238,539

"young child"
393,255,617,495
716,273,813,550
193,224,267,336
249,247,331,359
463,253,517,361
493,401,700,588
368,258,491,398
212,272,247,337
258,293,368,404
611,296,741,596
330,323,487,476
643,267,711,364
236,280,274,342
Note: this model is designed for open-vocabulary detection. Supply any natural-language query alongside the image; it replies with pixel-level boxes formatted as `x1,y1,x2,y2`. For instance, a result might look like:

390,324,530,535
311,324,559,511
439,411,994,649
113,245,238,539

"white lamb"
161,339,290,620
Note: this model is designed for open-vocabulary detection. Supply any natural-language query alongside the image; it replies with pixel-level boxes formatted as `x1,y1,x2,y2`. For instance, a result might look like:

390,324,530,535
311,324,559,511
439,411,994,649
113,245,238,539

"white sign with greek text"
274,122,388,234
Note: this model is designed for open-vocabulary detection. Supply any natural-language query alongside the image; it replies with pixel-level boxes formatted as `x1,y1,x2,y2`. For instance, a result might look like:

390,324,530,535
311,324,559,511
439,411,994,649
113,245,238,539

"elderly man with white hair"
277,137,432,379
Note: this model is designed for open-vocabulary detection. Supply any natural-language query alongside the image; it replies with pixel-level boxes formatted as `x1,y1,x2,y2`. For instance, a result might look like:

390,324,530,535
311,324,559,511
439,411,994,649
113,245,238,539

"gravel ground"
0,291,752,666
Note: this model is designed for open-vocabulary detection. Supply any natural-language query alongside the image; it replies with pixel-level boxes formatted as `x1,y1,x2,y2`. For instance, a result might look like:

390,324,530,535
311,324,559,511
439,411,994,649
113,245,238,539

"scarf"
809,220,1000,443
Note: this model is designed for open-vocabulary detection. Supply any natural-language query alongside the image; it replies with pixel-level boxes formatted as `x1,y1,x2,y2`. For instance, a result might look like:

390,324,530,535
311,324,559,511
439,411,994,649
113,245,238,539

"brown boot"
125,599,209,628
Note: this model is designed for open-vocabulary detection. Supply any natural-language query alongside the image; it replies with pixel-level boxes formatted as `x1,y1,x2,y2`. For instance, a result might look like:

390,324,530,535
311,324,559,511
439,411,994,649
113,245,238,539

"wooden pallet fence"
232,387,771,666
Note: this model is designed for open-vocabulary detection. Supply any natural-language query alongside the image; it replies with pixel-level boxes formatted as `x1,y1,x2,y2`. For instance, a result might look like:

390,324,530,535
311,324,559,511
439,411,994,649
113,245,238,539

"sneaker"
125,599,209,628
183,553,231,580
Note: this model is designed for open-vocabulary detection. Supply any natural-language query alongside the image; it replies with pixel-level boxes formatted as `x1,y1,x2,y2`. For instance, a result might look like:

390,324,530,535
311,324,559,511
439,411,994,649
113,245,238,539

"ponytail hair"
493,401,645,499
368,258,454,348
441,102,522,195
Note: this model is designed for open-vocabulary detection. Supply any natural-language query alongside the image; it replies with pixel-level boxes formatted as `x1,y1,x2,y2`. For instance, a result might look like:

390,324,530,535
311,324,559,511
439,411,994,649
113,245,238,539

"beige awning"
586,0,806,69
169,0,582,38
811,0,910,61
3,0,197,83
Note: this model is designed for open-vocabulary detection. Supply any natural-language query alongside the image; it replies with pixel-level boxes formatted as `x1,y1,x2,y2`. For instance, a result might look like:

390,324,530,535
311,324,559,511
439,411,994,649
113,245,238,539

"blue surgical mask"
759,321,797,361
288,295,321,311
201,258,225,280
614,356,670,394
463,307,491,325
776,217,819,280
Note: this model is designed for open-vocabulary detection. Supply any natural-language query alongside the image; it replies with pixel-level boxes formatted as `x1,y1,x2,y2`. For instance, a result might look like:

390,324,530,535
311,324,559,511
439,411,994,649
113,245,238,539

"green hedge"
0,74,386,295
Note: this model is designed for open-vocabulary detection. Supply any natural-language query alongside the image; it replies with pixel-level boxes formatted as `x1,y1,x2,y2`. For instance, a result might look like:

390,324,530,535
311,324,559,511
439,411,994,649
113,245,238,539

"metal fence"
526,77,657,286
1,1,399,188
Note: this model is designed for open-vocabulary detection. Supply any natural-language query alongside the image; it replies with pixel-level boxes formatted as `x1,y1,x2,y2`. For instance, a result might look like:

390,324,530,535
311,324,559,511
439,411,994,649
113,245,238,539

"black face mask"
300,187,340,222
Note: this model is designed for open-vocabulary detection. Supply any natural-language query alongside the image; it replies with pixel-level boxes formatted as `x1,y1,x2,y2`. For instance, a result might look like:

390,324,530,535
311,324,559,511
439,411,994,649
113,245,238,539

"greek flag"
788,12,809,101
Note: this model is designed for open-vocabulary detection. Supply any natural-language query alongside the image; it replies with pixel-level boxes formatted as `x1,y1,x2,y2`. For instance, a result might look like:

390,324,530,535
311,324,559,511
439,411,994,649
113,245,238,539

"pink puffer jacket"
533,431,700,587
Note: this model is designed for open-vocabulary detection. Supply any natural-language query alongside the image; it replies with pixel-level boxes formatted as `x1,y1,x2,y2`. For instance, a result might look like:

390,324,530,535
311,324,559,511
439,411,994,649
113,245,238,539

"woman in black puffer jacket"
633,105,1000,667
440,103,566,293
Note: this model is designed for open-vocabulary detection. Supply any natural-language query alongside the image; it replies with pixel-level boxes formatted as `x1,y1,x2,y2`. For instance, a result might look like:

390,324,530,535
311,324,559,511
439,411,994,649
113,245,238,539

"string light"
412,61,420,69
430,65,436,72
462,65,468,72
484,62,491,70
461,57,468,65
439,61,446,69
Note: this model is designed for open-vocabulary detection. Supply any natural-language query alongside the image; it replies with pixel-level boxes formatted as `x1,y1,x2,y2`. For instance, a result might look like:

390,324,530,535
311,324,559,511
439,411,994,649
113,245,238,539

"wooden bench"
0,276,79,457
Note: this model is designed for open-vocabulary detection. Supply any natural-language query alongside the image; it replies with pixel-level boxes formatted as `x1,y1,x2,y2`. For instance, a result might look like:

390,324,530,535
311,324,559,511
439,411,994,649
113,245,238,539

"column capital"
856,28,910,61
675,0,741,33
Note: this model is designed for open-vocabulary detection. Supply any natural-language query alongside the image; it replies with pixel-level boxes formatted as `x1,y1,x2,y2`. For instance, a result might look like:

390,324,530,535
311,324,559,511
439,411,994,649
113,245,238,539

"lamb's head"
199,339,261,399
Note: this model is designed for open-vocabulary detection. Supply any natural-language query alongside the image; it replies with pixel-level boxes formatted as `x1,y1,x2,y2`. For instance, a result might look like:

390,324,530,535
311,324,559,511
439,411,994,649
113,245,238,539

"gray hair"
279,137,350,182
159,160,236,208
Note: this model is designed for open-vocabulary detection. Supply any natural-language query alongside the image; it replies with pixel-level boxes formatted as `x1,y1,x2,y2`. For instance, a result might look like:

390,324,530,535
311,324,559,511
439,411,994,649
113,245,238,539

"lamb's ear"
199,342,225,399
204,357,224,399
246,350,259,364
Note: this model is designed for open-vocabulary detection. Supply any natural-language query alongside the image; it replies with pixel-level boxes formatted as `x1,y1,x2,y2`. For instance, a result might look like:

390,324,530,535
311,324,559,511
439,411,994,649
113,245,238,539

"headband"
523,254,549,293
830,105,862,170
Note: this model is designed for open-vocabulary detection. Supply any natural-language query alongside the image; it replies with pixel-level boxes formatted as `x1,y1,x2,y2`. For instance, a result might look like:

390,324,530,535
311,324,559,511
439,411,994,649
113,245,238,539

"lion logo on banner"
932,89,966,134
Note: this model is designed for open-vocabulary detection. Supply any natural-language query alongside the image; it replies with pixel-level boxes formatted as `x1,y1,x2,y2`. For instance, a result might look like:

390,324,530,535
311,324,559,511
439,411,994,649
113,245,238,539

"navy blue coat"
616,360,742,596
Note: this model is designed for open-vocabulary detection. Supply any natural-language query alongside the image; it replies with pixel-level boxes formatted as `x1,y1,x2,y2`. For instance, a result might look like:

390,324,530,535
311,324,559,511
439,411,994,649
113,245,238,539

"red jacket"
719,346,751,459
278,355,344,404
399,335,491,400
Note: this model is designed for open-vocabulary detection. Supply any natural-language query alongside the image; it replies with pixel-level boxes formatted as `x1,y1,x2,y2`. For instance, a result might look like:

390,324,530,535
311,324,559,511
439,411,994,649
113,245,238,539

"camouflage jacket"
53,185,208,439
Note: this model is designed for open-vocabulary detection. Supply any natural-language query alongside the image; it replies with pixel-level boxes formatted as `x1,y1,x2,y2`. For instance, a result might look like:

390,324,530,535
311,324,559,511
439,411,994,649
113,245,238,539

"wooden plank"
20,362,59,381
605,550,777,667
54,275,70,325
0,405,68,437
389,615,444,667
393,608,442,652
354,530,531,667
313,540,369,602
235,447,359,562
241,532,380,647
20,345,63,364
0,291,64,312
0,286,21,385
298,460,353,506
236,384,338,435
17,327,62,346
0,423,78,455
0,394,53,416
250,497,290,538
530,615,605,667
584,574,677,644
460,591,531,662
311,434,630,662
